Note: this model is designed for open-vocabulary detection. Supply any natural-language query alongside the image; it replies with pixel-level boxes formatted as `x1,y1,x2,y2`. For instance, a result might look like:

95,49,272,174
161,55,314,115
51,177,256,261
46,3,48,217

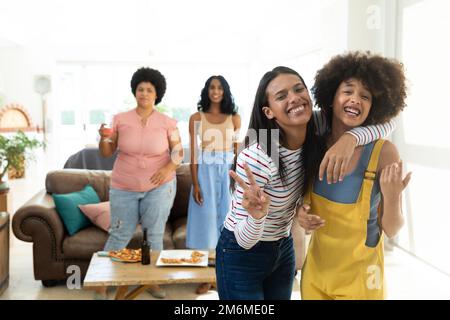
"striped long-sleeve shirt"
223,111,396,250
224,143,303,249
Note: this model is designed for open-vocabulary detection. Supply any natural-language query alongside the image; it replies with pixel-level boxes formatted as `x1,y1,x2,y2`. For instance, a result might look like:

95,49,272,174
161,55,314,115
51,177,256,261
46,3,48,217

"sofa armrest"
12,189,65,259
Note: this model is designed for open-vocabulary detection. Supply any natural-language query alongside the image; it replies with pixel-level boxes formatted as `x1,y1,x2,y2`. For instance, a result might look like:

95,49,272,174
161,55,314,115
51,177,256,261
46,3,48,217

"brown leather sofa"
12,165,191,287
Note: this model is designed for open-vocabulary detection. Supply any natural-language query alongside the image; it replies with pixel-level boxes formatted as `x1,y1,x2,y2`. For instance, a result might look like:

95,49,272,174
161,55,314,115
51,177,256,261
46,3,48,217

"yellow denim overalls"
301,139,385,300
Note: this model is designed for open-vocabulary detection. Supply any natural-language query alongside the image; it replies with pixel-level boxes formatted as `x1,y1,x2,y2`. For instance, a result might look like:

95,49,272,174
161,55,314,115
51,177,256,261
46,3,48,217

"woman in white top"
186,76,240,294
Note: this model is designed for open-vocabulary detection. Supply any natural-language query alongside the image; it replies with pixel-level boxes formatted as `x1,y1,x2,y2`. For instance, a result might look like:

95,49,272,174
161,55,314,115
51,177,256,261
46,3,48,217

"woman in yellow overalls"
298,52,412,300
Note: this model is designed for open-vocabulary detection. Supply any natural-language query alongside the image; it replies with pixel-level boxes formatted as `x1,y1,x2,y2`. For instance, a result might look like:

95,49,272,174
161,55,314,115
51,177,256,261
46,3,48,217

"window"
395,0,450,274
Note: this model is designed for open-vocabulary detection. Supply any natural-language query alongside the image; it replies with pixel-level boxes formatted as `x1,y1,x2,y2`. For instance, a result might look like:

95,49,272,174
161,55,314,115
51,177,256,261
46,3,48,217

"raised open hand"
229,162,270,220
380,160,412,201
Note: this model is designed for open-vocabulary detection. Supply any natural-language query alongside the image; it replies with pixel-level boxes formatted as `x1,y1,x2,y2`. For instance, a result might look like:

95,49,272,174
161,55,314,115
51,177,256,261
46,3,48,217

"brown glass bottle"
141,228,151,265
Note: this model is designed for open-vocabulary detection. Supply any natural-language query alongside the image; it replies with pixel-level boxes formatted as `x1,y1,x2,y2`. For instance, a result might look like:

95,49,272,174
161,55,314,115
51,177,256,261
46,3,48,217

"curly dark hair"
312,51,407,126
197,75,237,115
130,67,166,105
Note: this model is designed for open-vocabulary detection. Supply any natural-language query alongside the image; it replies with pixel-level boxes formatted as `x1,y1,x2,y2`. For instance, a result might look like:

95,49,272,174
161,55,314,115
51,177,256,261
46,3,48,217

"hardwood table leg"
115,285,151,300
124,285,149,300
115,286,129,300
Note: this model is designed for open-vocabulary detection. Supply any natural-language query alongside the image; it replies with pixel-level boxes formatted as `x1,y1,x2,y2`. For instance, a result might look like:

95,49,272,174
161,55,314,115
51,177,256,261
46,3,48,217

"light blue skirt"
186,151,234,249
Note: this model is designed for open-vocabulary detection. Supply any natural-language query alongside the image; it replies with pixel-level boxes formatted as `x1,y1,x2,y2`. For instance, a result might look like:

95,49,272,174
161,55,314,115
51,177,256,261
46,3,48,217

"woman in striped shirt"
215,66,394,300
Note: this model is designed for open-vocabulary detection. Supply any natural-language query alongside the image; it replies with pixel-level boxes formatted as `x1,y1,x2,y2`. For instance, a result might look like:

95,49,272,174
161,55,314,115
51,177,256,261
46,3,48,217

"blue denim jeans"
103,179,176,251
215,228,296,300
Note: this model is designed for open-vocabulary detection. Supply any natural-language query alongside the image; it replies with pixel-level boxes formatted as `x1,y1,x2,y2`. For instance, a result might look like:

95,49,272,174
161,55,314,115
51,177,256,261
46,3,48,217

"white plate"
156,250,209,267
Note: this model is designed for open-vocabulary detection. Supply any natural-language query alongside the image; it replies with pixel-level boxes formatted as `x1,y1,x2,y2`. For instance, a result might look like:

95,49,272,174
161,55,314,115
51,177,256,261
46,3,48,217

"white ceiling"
0,0,329,62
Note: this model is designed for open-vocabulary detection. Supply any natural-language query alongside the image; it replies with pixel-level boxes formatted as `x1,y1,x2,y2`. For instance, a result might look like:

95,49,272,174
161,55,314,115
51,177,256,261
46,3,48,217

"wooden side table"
0,189,12,213
0,212,10,296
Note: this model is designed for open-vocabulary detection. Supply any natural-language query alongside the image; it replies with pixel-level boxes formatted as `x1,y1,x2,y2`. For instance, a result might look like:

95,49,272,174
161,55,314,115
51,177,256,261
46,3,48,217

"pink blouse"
110,109,177,192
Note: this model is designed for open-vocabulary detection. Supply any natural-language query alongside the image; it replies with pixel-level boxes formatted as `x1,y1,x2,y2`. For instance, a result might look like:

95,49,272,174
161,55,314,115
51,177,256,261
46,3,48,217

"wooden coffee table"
83,250,216,300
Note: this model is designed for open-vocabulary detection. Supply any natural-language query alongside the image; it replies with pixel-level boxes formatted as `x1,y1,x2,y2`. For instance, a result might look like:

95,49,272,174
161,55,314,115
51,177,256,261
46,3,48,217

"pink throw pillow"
79,201,110,232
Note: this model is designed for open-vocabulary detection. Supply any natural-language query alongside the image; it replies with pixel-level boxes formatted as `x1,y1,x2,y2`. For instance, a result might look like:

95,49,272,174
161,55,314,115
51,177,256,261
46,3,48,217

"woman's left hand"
150,165,172,185
319,133,357,184
380,160,412,200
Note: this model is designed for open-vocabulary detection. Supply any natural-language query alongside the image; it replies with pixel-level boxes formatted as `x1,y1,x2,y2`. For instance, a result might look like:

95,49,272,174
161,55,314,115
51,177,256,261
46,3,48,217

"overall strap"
360,139,385,220
366,139,385,177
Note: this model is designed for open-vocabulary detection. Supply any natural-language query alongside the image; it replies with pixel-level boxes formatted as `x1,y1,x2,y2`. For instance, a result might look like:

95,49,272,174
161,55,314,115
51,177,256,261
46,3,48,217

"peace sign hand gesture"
229,162,271,220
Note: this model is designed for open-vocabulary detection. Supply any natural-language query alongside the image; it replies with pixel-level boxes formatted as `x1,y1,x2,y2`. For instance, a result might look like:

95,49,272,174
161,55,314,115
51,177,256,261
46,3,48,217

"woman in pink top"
98,67,183,299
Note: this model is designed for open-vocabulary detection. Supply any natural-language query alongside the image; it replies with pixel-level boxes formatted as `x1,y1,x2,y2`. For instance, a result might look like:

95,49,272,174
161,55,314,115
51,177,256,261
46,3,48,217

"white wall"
0,45,56,127
347,0,387,54
0,44,61,188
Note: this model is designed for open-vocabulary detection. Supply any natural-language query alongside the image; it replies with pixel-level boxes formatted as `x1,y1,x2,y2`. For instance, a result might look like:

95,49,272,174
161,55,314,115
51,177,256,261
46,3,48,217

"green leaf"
0,131,43,182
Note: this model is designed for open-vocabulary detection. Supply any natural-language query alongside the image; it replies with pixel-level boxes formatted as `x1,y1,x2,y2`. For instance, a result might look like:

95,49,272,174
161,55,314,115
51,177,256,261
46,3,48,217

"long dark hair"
233,66,318,195
197,75,237,115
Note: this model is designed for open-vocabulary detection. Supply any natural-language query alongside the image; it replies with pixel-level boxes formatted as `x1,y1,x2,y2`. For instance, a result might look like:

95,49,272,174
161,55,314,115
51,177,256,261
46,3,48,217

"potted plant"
0,131,43,190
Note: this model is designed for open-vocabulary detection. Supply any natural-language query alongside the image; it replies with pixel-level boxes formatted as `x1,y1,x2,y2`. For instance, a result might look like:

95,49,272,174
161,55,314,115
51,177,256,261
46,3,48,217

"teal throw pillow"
52,184,100,235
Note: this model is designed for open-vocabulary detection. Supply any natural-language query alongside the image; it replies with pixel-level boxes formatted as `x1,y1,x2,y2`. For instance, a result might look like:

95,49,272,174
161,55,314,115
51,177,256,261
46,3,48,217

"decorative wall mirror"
0,104,34,132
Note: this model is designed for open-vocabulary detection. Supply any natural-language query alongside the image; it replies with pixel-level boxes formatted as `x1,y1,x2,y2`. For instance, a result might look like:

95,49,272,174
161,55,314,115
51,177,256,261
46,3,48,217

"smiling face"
332,78,372,128
263,73,312,129
135,82,157,109
208,78,224,104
